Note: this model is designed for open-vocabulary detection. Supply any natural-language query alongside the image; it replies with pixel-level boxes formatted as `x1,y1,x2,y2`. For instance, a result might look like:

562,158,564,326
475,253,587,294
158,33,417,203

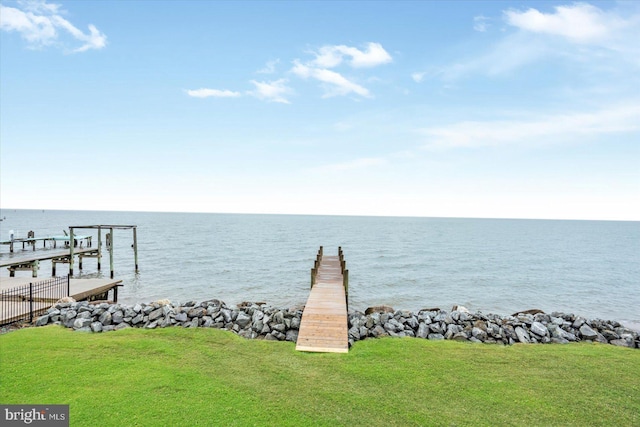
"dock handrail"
310,246,323,288
339,246,349,311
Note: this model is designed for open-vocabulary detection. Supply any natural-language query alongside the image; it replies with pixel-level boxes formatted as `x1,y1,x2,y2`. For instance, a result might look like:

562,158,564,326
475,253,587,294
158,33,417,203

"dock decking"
296,249,349,353
0,248,99,277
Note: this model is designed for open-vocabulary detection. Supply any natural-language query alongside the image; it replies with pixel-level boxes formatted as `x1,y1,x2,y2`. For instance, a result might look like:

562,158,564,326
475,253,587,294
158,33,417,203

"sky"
1,0,639,220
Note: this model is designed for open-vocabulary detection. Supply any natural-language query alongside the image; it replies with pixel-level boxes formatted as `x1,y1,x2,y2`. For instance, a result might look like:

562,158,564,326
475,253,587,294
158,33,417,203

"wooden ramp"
296,250,349,353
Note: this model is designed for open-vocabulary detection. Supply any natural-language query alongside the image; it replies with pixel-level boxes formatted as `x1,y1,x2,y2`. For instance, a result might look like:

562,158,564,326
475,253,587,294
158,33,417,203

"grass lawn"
1,326,638,426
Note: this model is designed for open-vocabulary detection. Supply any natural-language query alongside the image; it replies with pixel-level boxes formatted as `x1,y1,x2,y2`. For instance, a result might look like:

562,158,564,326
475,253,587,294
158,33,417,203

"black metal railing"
0,275,70,325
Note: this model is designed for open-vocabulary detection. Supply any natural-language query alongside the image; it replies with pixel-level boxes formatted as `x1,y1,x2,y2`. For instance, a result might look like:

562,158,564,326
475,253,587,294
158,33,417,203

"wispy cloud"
414,2,640,82
248,79,292,104
186,88,241,98
291,61,370,98
473,15,491,32
419,104,640,149
257,59,279,74
187,41,390,103
0,0,106,53
311,42,392,68
290,42,391,98
504,3,617,44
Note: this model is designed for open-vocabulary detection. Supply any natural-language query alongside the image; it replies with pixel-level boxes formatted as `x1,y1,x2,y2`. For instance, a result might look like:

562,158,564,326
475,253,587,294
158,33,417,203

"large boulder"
365,305,395,315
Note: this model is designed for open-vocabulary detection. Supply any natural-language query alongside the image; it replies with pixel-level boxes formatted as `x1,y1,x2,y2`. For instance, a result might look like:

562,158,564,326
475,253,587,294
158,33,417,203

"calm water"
1,209,638,326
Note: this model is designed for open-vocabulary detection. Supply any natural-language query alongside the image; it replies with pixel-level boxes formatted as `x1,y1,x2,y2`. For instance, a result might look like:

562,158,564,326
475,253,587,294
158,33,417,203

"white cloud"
292,61,370,98
186,88,241,98
257,59,279,74
411,72,426,83
473,15,490,32
420,104,640,149
248,79,292,104
311,42,392,68
0,0,106,52
504,3,616,44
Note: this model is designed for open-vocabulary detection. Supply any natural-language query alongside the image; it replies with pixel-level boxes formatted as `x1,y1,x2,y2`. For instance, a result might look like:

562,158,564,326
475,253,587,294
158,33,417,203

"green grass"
1,326,639,426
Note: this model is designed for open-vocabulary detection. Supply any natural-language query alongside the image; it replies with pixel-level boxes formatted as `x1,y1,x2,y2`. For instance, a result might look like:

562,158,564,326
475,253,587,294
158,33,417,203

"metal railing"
0,276,70,325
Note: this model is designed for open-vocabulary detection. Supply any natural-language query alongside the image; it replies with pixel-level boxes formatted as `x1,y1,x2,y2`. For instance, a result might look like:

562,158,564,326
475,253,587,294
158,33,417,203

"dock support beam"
133,227,138,272
69,227,75,276
97,227,102,270
109,227,114,278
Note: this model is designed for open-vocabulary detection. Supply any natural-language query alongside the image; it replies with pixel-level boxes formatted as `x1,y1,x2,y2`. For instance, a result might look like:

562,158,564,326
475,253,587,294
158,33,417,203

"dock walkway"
296,248,349,353
0,248,98,277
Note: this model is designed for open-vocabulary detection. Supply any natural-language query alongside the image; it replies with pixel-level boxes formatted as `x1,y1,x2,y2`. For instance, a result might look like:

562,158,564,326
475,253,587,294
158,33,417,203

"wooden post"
133,226,139,272
311,268,315,288
343,269,349,310
97,227,102,271
69,227,75,276
31,260,38,278
109,227,114,278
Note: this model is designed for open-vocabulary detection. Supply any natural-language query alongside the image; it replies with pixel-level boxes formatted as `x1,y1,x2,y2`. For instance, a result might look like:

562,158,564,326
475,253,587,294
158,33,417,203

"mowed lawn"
1,326,638,426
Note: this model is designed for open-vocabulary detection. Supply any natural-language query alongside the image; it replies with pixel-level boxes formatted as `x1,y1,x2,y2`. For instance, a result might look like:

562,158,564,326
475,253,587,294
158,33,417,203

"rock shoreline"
33,300,639,349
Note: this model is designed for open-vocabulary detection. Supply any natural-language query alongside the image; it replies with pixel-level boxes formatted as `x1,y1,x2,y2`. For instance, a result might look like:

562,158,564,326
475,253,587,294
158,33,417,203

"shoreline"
4,298,638,349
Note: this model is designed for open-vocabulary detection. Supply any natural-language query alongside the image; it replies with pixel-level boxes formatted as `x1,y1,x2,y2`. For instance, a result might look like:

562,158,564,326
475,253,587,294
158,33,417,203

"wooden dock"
0,248,99,277
296,247,349,353
0,277,123,325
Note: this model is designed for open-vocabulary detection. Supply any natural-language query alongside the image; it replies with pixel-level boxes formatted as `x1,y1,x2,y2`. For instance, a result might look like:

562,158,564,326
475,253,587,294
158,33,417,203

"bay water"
1,209,638,328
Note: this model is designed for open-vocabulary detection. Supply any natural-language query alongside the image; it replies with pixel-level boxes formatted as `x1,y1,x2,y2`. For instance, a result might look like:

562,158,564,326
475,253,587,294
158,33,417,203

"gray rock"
148,308,164,321
63,310,77,321
102,325,116,332
145,321,158,329
133,303,143,313
99,311,112,325
371,325,388,338
515,327,530,343
131,313,144,325
175,312,188,322
290,317,301,330
114,323,130,330
112,311,123,324
359,326,368,339
90,322,103,332
572,317,586,328
188,307,205,318
601,329,620,341
530,321,548,337
271,323,286,333
235,313,252,329
73,318,92,329
452,332,468,341
285,329,299,342
472,327,487,341
416,323,429,339
348,326,360,341
579,325,598,340
77,311,92,319
427,333,444,340
610,339,635,348
35,315,49,326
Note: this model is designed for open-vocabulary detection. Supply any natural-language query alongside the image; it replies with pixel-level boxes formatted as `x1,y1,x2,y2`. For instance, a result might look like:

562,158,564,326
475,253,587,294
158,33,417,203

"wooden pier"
0,248,99,277
0,224,138,278
0,276,123,325
296,247,349,353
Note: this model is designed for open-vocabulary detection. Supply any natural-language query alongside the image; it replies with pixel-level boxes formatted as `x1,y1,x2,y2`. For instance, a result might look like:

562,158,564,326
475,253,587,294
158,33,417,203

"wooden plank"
296,254,348,353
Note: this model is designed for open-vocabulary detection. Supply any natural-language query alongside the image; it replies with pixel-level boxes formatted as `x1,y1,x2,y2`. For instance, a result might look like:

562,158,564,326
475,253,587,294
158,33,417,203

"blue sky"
1,0,638,220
